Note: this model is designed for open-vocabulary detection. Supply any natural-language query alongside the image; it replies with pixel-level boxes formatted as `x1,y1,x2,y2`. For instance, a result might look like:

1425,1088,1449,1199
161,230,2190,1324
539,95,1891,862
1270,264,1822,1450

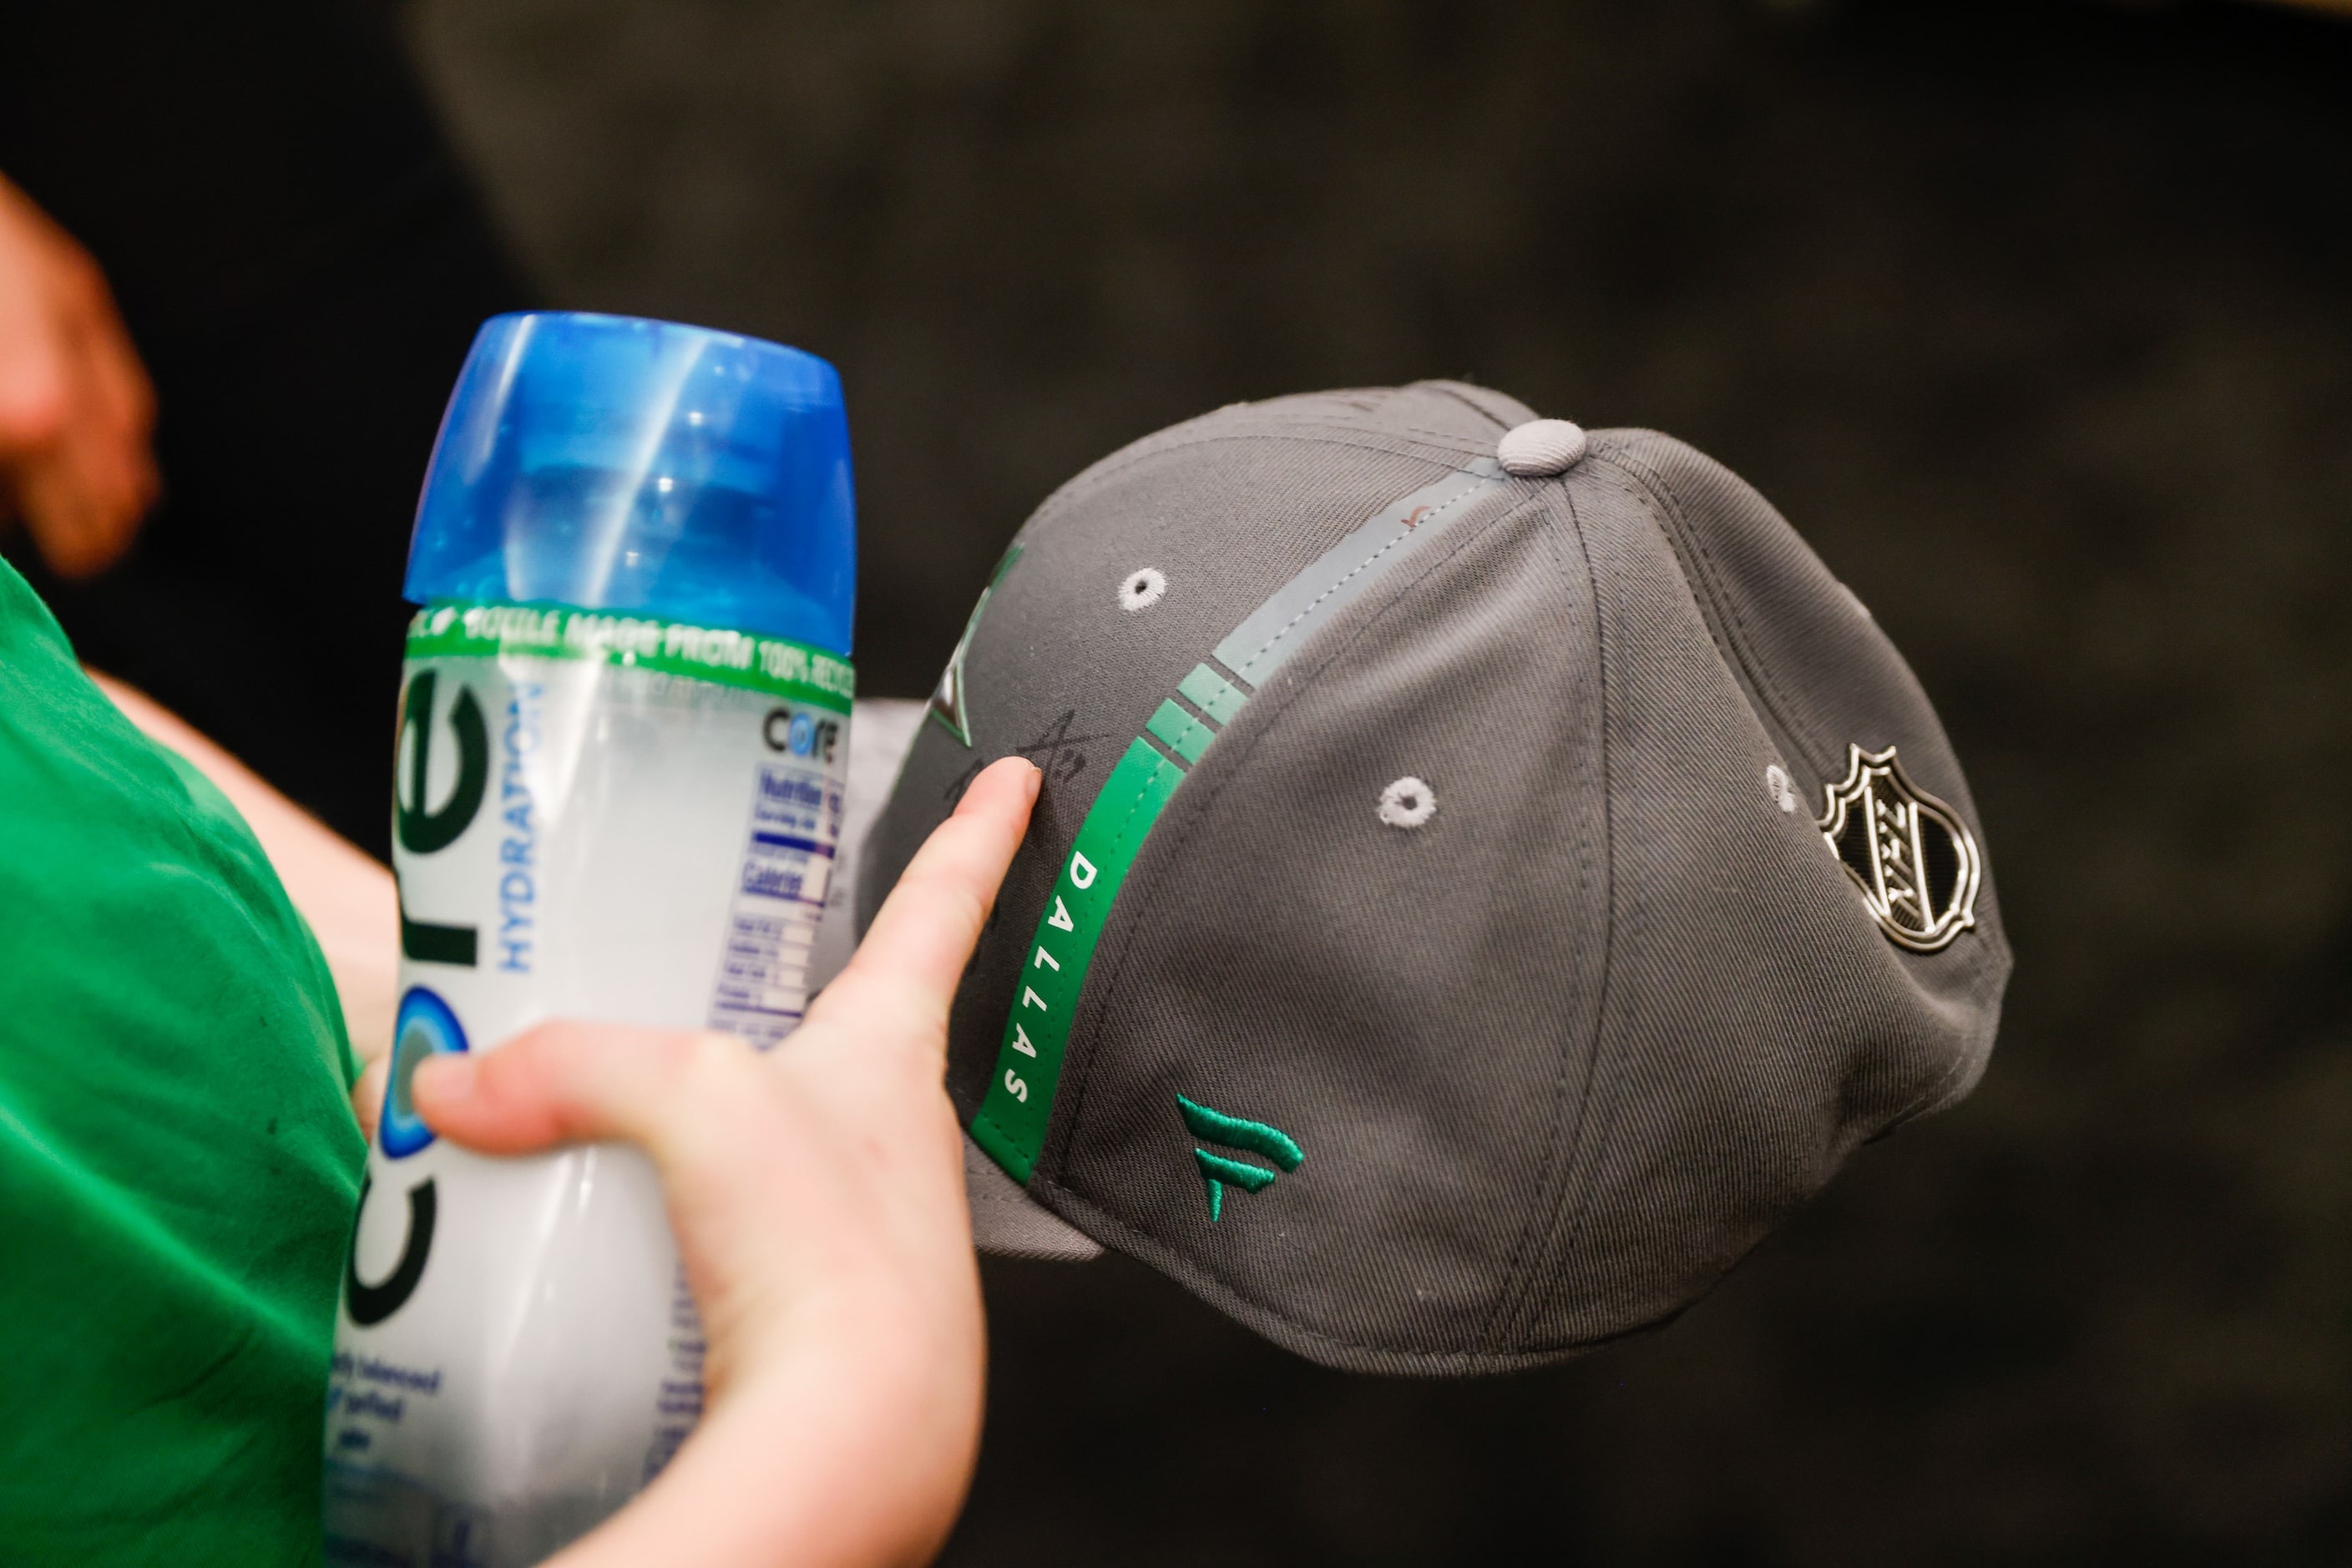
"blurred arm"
90,670,396,1128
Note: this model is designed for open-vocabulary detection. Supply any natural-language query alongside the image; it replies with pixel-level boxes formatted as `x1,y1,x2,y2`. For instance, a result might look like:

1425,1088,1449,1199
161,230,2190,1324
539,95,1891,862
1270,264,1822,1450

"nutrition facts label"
706,761,844,1046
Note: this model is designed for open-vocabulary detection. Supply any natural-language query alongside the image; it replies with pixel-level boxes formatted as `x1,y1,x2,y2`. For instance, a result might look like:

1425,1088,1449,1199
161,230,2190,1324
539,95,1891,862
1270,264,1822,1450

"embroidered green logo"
928,542,1024,747
1177,1095,1303,1222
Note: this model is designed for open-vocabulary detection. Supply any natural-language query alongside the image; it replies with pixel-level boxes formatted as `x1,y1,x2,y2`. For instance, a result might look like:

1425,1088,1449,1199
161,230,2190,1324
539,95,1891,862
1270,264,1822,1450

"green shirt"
0,560,363,1563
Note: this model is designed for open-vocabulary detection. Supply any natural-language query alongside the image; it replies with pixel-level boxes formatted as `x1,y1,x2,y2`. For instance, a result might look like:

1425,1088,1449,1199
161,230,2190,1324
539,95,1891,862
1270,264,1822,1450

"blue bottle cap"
405,311,856,655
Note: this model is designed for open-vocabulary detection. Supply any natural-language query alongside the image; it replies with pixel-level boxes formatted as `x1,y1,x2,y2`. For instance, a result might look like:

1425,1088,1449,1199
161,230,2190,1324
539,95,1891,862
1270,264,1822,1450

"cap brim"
964,1132,1102,1260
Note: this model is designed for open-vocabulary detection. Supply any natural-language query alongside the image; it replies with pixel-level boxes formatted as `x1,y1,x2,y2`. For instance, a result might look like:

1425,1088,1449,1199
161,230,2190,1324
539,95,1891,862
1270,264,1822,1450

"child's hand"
415,754,1042,1568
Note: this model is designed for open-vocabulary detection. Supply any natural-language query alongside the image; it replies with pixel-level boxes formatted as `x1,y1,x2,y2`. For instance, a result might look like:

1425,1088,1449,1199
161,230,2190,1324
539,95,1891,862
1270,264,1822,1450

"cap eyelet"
1378,776,1436,828
1119,567,1167,612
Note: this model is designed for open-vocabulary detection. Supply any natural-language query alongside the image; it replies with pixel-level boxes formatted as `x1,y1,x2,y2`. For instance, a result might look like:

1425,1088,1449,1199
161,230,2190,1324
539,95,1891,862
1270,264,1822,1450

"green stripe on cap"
1177,662,1248,723
1145,699,1216,765
971,737,1186,1181
969,456,1510,1187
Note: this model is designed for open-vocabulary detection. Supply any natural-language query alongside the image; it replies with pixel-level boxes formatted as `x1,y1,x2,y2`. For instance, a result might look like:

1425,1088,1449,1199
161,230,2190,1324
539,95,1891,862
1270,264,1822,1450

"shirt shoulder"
0,561,364,1555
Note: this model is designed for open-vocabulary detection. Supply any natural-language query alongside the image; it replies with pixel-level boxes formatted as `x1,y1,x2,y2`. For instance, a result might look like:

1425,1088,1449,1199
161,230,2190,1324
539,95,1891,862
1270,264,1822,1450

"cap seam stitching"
1473,479,1621,1353
1257,415,1507,446
1607,455,1813,761
1484,453,1813,1351
1490,452,2000,1328
1599,444,1835,780
1601,446,2007,1084
1494,471,1658,1353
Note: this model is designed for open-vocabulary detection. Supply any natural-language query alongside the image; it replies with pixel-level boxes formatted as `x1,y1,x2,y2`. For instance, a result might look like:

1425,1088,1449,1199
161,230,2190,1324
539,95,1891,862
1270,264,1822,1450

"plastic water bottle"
322,312,857,1566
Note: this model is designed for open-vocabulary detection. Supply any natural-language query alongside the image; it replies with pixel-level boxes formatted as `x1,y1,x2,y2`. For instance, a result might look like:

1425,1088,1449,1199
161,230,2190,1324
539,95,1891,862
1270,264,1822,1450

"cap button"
1497,419,1589,477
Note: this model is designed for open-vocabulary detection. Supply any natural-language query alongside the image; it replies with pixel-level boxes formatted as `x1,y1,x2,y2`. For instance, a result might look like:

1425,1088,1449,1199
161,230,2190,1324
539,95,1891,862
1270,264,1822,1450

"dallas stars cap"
854,381,2011,1375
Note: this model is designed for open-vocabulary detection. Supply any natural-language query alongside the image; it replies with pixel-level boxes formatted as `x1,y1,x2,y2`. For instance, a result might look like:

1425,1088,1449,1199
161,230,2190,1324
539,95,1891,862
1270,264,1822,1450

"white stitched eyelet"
1118,568,1167,612
1764,764,1799,814
1378,776,1436,828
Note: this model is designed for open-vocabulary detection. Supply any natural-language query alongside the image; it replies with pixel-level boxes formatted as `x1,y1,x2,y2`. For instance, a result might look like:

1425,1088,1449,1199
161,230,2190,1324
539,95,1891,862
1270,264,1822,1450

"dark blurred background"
27,0,2352,1557
396,1,2352,1559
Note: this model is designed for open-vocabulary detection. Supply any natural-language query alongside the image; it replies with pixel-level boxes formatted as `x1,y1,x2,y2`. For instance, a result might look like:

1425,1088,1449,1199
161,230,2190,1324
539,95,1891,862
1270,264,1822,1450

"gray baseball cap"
856,381,2010,1375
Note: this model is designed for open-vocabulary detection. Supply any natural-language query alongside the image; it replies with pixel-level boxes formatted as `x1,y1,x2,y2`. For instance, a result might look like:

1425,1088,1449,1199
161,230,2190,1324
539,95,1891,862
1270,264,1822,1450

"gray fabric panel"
1040,485,1610,1367
1601,428,2007,1114
1484,436,2011,1355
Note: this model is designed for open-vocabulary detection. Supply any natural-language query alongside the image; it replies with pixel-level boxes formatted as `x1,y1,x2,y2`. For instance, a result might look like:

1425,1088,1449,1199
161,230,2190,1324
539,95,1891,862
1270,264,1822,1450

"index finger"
810,756,1039,1039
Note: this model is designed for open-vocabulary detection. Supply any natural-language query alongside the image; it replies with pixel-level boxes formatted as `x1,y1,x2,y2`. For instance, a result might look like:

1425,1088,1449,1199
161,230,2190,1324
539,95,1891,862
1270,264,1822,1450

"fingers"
0,184,69,446
811,756,1039,1041
415,759,1038,1156
51,251,157,571
18,412,154,577
413,1021,756,1162
0,178,155,579
0,316,67,451
77,258,156,457
15,296,156,578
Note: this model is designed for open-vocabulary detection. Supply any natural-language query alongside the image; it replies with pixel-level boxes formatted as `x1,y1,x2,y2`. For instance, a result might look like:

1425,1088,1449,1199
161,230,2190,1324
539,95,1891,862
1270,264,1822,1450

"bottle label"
324,599,852,1568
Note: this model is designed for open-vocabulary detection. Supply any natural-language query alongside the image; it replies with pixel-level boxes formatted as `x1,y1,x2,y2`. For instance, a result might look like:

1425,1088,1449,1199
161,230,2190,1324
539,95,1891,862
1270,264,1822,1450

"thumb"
414,1021,761,1168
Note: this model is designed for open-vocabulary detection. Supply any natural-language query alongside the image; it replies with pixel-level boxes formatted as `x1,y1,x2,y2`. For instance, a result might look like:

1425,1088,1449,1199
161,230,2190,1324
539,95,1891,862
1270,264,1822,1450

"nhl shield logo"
1816,744,1982,953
